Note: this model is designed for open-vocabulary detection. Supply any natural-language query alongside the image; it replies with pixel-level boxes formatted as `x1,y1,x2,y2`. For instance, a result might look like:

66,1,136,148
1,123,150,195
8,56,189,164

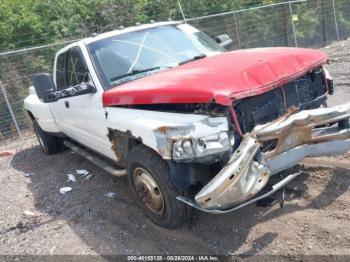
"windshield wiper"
179,54,207,65
110,66,161,82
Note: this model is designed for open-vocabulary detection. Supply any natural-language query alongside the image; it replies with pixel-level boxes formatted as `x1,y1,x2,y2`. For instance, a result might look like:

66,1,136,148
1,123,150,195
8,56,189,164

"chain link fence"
0,42,75,145
0,0,350,146
188,0,349,49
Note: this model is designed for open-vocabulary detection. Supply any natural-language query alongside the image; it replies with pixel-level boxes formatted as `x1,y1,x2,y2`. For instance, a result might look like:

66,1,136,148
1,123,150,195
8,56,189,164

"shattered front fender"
104,106,230,165
194,103,350,210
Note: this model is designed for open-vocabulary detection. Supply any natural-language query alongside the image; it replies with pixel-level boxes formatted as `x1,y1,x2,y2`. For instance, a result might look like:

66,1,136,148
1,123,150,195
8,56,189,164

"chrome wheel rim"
134,167,165,215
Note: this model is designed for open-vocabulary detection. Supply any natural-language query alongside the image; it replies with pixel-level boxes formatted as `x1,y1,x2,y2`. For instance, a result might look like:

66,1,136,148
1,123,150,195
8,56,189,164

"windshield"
87,24,225,89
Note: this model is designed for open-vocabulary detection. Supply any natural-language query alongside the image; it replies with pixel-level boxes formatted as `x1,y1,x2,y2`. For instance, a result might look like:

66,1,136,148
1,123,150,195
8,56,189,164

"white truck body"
24,21,350,227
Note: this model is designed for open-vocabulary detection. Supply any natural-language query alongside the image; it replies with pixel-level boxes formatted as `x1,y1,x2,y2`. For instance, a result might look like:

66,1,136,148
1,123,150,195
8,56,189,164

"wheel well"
26,110,35,121
167,161,218,191
107,128,142,168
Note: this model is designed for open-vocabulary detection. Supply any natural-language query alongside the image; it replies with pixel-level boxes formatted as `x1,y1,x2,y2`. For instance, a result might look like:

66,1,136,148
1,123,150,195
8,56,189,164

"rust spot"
107,128,142,167
157,126,171,134
111,139,124,163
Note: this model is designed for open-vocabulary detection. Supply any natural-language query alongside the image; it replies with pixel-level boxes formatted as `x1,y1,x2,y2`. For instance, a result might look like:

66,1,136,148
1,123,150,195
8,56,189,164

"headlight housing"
172,132,232,161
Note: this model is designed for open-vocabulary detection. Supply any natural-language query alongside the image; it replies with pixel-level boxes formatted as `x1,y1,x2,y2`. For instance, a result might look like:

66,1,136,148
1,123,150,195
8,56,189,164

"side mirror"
215,34,233,50
32,73,58,103
32,73,97,103
71,82,97,96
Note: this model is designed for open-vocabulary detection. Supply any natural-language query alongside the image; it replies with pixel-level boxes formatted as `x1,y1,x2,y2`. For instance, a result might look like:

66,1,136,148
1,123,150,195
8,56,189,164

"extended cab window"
66,47,89,87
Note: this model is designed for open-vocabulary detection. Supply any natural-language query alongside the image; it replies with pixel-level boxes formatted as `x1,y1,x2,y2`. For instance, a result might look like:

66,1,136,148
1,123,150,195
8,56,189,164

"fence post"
289,2,298,47
332,0,340,41
283,3,290,46
177,1,187,23
233,13,241,49
320,0,328,45
0,81,24,142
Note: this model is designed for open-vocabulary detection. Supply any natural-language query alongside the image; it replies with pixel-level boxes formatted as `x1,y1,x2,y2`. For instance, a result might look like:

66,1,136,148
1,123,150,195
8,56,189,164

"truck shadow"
10,145,350,256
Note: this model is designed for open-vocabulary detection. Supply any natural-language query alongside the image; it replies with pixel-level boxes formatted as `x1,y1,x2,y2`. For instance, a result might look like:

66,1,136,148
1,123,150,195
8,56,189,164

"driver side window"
66,47,89,87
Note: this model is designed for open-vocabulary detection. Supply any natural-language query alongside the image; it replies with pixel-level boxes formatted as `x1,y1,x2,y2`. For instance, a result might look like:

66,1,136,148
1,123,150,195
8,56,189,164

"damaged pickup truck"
24,21,350,228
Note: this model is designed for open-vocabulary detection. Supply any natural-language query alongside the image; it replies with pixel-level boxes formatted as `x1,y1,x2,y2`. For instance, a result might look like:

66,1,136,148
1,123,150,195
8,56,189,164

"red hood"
102,47,328,107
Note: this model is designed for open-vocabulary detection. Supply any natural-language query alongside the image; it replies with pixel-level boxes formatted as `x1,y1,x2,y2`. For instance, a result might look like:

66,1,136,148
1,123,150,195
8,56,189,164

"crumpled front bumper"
178,102,350,211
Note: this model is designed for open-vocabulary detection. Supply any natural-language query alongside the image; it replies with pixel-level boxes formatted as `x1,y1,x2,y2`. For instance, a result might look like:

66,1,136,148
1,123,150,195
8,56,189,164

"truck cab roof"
70,21,181,49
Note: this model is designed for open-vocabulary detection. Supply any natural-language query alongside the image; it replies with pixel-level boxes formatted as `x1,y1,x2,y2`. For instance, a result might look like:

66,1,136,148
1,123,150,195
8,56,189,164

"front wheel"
127,145,191,228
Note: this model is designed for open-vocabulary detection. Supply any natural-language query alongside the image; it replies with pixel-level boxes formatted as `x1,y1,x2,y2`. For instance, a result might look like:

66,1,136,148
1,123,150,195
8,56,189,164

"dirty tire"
127,145,191,228
33,121,60,155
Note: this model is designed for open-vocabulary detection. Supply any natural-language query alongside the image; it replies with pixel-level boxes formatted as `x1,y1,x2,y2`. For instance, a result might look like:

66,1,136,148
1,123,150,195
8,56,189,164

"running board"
63,140,127,177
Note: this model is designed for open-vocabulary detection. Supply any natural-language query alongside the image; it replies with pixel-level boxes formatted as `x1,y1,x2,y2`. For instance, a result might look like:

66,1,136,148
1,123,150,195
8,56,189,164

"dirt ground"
1,39,350,259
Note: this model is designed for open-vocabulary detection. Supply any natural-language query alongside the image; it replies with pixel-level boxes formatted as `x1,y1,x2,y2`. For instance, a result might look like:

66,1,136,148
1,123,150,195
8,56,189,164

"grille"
235,68,326,133
295,79,316,104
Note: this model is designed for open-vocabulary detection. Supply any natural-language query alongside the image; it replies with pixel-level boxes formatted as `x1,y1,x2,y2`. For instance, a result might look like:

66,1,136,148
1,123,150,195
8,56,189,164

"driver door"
51,46,96,146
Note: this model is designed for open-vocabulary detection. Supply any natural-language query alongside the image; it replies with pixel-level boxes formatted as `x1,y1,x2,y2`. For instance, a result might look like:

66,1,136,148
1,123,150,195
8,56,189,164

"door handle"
65,101,69,108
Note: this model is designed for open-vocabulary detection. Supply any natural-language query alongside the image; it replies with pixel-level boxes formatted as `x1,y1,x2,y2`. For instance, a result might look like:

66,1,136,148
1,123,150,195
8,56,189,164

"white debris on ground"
85,173,94,180
104,192,118,198
76,169,90,177
24,173,33,177
59,187,72,195
66,173,76,183
58,170,92,194
23,210,36,217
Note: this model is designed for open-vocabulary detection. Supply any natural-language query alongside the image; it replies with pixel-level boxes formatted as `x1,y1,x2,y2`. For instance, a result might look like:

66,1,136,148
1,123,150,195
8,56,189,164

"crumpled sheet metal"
195,136,270,209
195,102,350,210
255,102,350,160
